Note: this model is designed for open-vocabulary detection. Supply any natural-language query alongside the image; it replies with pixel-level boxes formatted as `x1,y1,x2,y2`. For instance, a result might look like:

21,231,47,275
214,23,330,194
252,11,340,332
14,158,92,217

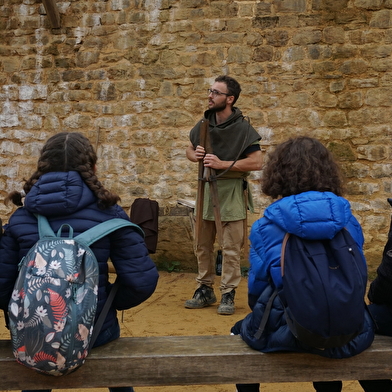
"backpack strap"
36,215,144,244
37,214,57,239
90,280,120,348
254,289,278,340
280,232,290,276
75,218,144,247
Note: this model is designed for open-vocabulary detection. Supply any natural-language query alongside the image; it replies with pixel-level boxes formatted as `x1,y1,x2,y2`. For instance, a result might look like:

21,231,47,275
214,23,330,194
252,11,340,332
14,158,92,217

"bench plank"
1,335,392,390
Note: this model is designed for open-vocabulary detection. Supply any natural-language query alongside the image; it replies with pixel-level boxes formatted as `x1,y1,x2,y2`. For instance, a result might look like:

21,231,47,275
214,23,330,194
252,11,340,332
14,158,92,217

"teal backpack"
8,214,143,376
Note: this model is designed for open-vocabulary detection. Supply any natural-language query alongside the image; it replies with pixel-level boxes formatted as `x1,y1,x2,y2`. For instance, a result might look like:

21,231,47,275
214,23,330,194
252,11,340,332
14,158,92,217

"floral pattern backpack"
8,214,143,376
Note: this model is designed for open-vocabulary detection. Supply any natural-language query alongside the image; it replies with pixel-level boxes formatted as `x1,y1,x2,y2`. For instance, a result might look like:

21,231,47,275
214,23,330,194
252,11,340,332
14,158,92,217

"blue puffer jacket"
0,171,159,336
240,191,375,358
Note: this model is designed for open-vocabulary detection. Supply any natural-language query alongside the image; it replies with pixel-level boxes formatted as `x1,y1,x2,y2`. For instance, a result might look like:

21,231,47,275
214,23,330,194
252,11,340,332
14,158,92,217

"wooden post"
204,127,223,248
194,119,209,248
42,0,61,28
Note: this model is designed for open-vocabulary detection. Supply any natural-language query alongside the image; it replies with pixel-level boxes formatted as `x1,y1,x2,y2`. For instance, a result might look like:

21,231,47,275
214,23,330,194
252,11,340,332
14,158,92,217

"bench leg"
236,384,260,392
358,379,392,392
313,381,342,392
21,390,51,392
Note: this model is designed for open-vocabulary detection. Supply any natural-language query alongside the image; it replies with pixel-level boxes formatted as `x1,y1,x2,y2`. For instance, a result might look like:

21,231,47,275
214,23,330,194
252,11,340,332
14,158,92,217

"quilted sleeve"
247,220,268,308
0,225,21,311
108,225,159,310
368,236,392,306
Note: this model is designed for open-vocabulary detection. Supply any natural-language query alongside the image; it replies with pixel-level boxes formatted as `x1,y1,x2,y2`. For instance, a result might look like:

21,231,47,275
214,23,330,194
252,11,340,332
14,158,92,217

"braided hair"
6,132,120,209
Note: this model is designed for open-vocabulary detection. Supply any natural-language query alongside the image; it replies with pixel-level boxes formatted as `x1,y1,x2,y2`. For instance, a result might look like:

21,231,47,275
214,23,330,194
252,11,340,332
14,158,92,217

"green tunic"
190,108,261,222
203,174,249,221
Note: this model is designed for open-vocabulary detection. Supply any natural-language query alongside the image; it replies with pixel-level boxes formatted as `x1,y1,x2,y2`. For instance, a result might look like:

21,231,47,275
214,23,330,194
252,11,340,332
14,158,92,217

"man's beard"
209,100,226,113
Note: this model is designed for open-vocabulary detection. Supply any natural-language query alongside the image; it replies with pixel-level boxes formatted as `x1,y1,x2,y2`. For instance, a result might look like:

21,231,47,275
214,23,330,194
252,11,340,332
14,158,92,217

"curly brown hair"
6,132,120,209
262,136,344,199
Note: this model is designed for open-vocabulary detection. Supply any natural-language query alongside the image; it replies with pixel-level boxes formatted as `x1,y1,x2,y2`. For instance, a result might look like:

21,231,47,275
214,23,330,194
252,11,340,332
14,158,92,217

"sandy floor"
0,271,366,392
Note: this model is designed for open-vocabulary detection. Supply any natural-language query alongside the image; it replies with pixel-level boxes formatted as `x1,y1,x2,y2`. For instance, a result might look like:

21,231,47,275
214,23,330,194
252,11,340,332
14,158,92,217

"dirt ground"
0,271,366,392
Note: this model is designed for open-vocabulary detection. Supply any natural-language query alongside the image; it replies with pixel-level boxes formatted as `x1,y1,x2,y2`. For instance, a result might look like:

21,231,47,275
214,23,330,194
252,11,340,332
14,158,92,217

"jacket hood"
189,107,261,161
24,171,97,217
264,191,352,240
204,106,244,128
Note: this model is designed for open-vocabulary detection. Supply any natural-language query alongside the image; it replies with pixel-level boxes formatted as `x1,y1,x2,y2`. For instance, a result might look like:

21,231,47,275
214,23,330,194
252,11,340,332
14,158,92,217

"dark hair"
262,136,344,199
215,75,242,105
6,132,120,209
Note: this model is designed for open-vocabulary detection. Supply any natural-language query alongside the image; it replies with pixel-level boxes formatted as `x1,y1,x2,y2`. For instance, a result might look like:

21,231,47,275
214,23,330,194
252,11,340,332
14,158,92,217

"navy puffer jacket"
0,171,159,335
239,191,375,359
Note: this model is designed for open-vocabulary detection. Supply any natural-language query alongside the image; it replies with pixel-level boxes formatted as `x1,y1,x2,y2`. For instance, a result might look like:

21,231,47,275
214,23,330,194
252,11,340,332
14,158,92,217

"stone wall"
1,0,392,273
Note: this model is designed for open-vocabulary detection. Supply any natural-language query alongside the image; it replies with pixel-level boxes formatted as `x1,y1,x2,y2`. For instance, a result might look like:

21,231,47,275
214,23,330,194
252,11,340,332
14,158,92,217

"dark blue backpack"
256,229,367,349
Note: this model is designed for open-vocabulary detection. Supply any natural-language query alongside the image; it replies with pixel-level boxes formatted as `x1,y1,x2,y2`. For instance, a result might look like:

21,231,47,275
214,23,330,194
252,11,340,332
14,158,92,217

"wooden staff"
194,119,223,250
204,124,223,248
194,119,208,247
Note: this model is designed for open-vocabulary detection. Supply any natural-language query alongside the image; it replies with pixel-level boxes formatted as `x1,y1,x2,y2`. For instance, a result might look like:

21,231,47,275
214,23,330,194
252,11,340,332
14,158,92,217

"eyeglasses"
207,88,231,97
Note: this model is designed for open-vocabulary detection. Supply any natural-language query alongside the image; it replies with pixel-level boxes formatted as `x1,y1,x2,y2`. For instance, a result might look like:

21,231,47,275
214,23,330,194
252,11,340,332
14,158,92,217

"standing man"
185,75,262,315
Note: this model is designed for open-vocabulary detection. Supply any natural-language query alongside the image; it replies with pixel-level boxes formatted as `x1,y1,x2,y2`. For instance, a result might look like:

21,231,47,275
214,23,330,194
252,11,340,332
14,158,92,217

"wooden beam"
1,335,392,390
42,0,61,28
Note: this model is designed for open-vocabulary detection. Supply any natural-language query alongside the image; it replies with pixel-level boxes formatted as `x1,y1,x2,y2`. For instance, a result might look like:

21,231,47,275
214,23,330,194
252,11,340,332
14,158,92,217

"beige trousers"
195,219,244,294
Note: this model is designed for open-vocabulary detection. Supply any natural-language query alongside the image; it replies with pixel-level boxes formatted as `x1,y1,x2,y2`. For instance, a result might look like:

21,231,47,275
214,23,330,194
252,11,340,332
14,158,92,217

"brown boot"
217,289,235,315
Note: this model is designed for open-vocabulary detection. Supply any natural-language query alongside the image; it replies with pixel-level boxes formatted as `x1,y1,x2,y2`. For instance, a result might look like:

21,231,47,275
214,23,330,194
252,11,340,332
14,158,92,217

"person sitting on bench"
231,136,377,392
0,132,159,392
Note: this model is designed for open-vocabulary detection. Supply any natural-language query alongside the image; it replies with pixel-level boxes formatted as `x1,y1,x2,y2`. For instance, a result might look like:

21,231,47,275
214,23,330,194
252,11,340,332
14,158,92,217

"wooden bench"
1,334,392,390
